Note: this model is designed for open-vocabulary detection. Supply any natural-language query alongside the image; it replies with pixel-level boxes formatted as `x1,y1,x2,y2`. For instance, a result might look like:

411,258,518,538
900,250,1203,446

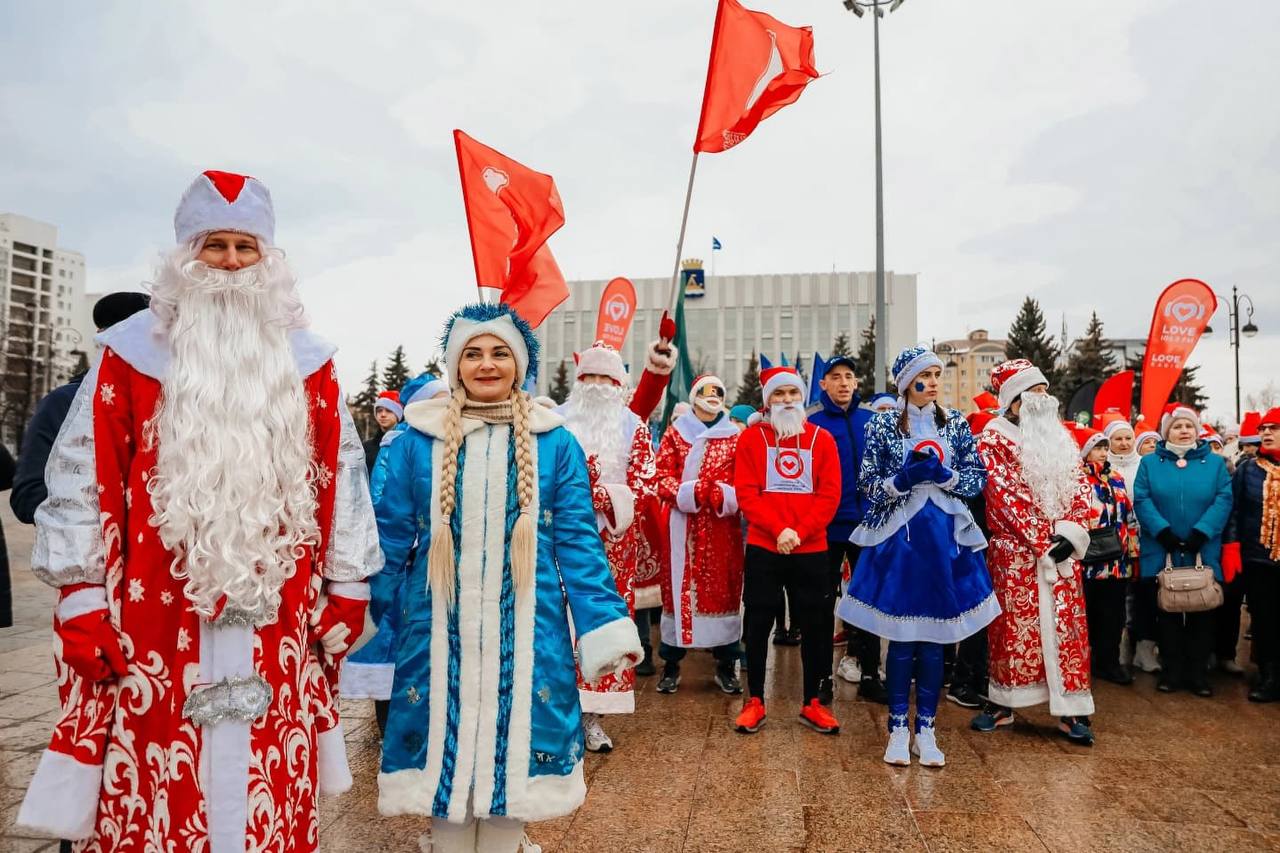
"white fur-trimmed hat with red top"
990,359,1050,411
1067,423,1107,460
760,365,805,402
574,341,628,386
374,390,403,419
1159,403,1200,439
1103,418,1135,440
174,170,275,246
689,374,726,401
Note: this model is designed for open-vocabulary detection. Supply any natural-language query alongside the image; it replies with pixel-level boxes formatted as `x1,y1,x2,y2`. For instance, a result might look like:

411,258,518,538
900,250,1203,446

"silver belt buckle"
182,675,273,726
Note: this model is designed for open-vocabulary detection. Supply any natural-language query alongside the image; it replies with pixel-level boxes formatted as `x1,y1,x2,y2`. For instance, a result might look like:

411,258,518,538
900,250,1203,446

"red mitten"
694,480,711,507
710,484,725,513
310,586,369,661
1222,542,1242,583
659,311,677,342
592,484,614,519
57,609,126,683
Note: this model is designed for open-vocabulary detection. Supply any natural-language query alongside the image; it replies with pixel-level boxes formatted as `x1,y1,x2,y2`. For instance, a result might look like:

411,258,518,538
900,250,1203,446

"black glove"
1155,528,1181,552
1184,529,1208,552
1048,535,1075,563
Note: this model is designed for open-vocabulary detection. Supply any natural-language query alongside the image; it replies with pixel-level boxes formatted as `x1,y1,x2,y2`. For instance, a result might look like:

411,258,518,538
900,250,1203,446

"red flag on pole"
1139,279,1217,427
694,0,819,154
1093,370,1135,423
453,129,568,328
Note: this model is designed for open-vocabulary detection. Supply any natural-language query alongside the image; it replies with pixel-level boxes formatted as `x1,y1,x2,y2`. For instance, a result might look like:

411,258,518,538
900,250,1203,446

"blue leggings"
885,640,944,732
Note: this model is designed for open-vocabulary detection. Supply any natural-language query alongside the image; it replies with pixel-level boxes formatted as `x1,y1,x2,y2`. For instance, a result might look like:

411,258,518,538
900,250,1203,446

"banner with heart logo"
594,277,637,350
1139,278,1217,427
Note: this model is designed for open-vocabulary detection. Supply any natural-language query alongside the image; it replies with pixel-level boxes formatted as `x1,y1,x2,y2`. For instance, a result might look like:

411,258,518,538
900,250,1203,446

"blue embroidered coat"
373,398,639,824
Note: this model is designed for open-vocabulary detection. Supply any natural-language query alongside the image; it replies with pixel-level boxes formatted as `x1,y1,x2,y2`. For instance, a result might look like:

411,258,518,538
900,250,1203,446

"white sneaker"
1133,640,1161,673
883,725,911,766
582,713,613,753
836,655,862,684
912,726,946,767
418,830,433,852
520,834,543,853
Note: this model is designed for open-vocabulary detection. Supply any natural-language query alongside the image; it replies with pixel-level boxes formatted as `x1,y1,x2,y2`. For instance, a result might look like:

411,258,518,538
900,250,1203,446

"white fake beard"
1018,393,1082,521
564,382,629,483
769,402,808,439
146,248,319,623
694,395,724,416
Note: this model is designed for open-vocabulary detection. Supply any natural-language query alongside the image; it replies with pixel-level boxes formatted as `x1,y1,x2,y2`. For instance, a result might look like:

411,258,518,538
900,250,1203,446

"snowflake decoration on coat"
176,627,191,652
313,463,334,489
100,384,116,405
128,578,145,602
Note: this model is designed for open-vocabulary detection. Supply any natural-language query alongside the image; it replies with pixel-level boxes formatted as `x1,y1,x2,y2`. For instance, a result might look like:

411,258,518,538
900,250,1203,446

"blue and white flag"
712,236,722,251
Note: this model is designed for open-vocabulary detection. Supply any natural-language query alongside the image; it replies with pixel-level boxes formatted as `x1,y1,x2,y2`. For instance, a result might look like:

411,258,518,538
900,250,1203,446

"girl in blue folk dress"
837,346,1000,767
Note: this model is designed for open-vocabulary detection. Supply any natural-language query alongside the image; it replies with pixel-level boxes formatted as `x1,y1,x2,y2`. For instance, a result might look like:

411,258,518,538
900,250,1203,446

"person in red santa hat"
972,359,1096,745
366,389,404,471
555,341,658,752
733,366,843,735
654,373,744,695
16,170,382,851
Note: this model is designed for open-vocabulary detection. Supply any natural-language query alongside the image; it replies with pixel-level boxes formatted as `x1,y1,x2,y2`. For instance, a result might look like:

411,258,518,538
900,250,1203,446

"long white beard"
146,249,319,623
768,403,807,439
1018,393,1082,521
563,382,630,483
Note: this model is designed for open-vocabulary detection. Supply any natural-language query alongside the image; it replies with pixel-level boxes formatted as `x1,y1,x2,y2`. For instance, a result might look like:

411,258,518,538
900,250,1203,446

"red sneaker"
799,698,840,734
735,697,767,733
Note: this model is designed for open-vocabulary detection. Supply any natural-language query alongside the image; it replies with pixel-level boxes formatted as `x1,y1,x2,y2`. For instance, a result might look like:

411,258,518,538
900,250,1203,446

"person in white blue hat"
836,345,998,767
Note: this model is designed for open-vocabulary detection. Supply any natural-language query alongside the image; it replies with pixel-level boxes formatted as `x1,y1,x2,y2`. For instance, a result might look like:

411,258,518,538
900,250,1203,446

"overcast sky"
2,0,1276,421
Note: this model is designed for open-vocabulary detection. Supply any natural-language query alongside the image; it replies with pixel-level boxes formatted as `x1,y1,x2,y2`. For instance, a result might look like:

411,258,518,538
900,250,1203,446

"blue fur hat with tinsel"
891,345,943,394
441,302,540,386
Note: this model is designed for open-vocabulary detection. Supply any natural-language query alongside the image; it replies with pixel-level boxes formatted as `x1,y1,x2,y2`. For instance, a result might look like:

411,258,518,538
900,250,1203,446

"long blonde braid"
510,388,538,596
427,388,467,607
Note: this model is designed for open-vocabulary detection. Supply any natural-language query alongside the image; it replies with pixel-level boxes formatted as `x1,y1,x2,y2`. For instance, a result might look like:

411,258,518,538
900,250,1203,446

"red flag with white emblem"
453,129,568,327
694,0,819,154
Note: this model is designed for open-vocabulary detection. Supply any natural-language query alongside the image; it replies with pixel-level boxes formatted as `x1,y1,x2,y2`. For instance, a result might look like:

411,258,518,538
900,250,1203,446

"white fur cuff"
646,340,676,376
317,723,353,797
17,750,103,840
327,581,371,601
1055,520,1090,559
716,484,738,517
676,481,699,514
577,616,643,682
56,586,108,622
599,483,635,536
1037,555,1058,584
883,476,907,498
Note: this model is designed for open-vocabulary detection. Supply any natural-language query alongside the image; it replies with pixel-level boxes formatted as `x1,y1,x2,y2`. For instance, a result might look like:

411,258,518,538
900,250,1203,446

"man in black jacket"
10,292,150,523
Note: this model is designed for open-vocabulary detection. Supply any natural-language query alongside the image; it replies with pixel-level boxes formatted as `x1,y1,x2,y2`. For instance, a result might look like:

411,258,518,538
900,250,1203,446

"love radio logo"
1161,296,1210,343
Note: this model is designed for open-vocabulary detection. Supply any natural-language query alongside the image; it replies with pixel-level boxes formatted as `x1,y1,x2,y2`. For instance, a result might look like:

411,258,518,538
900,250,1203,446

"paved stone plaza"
2,502,1279,851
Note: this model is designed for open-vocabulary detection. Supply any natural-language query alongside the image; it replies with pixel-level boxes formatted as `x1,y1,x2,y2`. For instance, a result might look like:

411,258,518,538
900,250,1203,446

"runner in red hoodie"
733,366,843,734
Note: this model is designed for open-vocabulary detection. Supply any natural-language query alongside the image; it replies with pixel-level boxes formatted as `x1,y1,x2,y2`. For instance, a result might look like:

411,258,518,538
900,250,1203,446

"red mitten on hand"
592,484,614,518
57,609,127,683
1222,542,1242,583
310,589,369,661
710,484,725,513
694,480,711,507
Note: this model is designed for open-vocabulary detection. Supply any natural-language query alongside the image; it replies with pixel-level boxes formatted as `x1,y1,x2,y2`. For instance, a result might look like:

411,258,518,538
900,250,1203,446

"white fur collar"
984,416,1022,446
404,396,564,440
673,410,738,444
95,308,337,380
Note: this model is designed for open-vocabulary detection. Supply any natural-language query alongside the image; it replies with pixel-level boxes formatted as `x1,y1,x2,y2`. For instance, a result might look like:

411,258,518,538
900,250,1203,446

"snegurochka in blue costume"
837,345,1000,768
372,302,641,852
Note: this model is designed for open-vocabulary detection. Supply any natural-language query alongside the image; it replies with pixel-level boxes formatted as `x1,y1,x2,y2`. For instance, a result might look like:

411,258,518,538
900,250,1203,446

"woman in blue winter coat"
1132,405,1233,696
373,303,641,852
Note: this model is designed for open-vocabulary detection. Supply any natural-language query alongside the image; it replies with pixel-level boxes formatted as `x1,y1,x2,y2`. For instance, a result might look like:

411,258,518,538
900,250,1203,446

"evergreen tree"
549,359,571,404
1060,311,1118,401
349,359,382,441
1126,352,1209,414
382,345,411,393
830,331,853,358
854,317,877,391
734,351,761,407
1005,297,1061,388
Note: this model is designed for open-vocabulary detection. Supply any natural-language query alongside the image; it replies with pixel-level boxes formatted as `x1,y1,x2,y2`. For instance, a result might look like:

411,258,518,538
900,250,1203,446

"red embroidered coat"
655,412,743,649
978,418,1095,717
17,315,381,852
575,415,656,713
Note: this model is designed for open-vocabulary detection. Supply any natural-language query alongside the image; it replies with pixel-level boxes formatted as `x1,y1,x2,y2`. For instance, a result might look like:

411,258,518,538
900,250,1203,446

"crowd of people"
1,170,1276,853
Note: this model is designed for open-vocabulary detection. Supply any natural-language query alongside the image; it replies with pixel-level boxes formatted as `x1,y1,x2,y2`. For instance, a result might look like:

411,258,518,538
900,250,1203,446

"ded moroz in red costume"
17,171,382,851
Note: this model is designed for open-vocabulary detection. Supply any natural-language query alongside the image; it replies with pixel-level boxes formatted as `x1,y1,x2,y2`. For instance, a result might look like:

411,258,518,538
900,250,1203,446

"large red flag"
1093,370,1135,422
454,129,568,327
694,0,819,154
1139,279,1217,426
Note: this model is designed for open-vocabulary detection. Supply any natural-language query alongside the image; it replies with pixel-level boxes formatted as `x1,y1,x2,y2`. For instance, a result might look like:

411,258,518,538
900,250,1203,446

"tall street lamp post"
841,0,906,393
1226,285,1258,423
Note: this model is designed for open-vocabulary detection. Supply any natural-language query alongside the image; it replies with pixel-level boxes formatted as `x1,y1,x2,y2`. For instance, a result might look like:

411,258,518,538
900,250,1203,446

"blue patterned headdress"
892,346,944,394
440,302,541,386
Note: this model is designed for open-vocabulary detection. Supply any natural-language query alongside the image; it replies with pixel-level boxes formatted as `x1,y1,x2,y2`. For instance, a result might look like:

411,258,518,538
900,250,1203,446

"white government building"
535,267,919,399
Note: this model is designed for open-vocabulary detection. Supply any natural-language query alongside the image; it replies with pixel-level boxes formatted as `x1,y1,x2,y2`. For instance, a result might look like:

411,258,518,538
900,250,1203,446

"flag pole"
666,151,700,314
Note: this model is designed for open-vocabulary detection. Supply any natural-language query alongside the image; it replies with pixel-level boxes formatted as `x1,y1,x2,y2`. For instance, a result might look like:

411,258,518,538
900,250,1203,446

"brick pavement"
3,500,1280,851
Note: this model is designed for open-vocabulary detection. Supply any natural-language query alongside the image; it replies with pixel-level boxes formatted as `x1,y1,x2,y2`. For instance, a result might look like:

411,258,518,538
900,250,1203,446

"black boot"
858,675,889,705
1249,664,1280,703
635,646,656,677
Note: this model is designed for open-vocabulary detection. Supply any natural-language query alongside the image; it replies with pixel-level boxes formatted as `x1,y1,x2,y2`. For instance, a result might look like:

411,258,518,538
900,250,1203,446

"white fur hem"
985,681,1050,710
633,584,662,610
599,483,635,536
55,586,108,622
676,481,699,513
577,617,643,682
520,764,587,822
378,768,434,816
659,612,742,649
338,661,395,700
17,750,103,839
578,687,635,714
716,484,738,518
317,723,353,797
1055,520,1090,559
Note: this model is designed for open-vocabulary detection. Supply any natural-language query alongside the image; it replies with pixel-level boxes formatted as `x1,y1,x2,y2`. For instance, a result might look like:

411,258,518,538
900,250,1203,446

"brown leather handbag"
1156,554,1223,613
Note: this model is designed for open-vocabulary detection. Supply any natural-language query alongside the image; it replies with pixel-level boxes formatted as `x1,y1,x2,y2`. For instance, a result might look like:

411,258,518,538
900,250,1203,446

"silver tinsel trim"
213,603,276,629
182,675,273,726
